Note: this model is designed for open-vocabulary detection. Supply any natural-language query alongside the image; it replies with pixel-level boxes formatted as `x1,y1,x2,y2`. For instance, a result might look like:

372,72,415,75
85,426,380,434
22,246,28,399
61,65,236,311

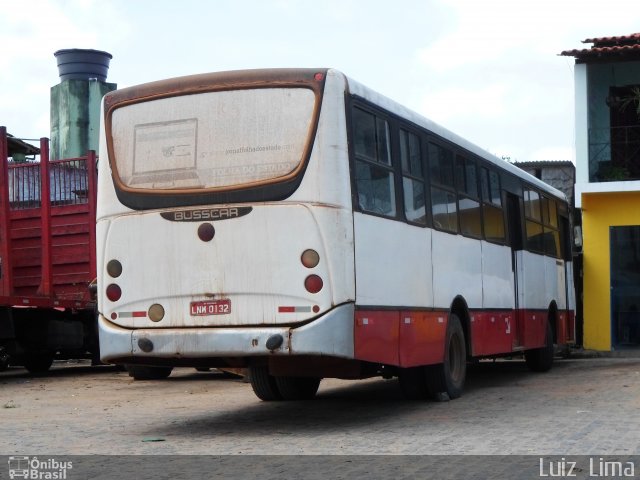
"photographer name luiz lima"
539,457,636,478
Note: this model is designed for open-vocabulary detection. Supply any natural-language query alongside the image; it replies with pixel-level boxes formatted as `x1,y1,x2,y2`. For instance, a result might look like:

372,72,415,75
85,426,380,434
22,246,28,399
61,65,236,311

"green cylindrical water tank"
50,48,116,160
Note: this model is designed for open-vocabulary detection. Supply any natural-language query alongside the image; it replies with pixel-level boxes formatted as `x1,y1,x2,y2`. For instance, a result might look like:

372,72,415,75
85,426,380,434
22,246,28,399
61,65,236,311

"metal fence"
8,158,91,210
589,125,640,181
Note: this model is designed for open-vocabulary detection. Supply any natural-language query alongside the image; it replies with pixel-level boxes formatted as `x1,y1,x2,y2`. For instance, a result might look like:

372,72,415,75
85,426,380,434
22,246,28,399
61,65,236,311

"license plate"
190,299,231,316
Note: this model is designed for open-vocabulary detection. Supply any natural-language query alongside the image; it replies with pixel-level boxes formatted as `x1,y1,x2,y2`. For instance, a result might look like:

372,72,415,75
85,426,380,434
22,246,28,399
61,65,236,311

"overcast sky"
2,0,639,162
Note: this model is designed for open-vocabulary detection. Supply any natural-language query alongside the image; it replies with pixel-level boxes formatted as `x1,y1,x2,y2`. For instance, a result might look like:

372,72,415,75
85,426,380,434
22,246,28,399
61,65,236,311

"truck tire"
0,347,9,371
125,365,173,380
23,353,54,374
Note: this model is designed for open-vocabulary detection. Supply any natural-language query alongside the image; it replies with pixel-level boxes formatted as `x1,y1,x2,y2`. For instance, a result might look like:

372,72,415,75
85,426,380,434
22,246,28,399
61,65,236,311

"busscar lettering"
175,208,238,221
160,207,252,222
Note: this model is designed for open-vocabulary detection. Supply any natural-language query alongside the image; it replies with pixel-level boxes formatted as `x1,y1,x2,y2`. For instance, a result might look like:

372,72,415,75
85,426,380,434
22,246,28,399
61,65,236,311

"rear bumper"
99,303,355,364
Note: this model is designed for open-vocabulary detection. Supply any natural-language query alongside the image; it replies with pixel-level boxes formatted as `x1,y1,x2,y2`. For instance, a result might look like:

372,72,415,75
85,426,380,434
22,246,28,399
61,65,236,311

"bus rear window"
109,88,316,191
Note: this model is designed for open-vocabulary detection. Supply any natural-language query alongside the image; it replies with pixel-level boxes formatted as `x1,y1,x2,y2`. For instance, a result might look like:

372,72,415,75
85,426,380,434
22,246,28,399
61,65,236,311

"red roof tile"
560,33,640,60
583,33,640,46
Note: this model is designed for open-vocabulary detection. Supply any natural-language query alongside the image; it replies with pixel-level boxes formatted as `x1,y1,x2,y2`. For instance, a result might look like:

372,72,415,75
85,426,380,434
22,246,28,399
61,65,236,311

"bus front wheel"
425,314,466,400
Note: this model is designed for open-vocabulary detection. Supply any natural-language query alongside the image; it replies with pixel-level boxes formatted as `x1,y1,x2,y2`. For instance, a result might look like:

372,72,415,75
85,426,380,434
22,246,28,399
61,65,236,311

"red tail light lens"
106,284,122,302
304,275,323,294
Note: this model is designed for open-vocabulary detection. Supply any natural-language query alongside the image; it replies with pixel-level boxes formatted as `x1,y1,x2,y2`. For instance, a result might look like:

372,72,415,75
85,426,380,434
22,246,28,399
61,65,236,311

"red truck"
0,126,98,373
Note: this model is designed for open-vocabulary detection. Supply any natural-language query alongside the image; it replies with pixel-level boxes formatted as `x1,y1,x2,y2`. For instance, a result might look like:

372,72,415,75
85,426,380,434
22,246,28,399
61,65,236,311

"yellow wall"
581,191,640,350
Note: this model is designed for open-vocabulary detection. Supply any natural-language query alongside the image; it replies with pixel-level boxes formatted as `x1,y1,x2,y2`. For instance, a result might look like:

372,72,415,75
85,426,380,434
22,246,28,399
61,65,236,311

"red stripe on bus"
278,306,296,313
354,311,448,367
354,308,574,366
398,311,448,367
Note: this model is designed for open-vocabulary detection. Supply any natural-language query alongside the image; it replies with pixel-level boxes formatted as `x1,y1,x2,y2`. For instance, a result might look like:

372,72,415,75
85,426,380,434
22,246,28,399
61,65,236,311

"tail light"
106,284,122,302
304,275,323,294
301,249,320,268
106,259,122,278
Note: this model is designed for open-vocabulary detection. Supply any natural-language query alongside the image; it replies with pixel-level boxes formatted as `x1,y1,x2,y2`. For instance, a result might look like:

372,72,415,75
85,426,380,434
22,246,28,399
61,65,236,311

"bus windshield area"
109,88,316,191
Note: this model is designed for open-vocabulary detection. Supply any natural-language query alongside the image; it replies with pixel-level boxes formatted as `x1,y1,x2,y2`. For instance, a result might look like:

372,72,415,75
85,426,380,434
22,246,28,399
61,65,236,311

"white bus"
97,69,575,401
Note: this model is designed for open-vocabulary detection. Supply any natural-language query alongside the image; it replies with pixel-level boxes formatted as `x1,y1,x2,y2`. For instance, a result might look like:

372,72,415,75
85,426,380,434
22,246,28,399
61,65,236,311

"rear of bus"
97,69,356,396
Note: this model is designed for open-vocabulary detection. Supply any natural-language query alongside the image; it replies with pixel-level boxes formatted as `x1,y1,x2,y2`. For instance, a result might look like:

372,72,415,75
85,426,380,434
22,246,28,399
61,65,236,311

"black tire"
425,313,467,400
248,365,282,401
525,319,554,372
274,376,321,400
398,366,430,400
23,353,54,374
0,347,9,372
125,365,173,380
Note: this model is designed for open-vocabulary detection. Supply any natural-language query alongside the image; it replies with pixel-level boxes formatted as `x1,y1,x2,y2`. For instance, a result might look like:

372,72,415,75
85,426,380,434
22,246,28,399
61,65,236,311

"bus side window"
524,188,562,257
480,167,505,243
429,142,457,233
431,187,458,232
352,106,396,217
524,188,544,253
456,155,481,238
542,197,561,258
353,107,376,161
400,129,426,225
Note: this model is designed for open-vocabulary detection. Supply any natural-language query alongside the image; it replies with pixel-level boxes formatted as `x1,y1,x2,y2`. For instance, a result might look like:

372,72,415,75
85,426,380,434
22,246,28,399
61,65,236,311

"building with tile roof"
561,33,640,351
514,160,575,206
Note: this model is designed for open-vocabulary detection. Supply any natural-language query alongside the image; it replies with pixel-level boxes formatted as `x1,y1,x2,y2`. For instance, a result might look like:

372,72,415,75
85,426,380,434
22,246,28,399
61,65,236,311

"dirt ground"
1,356,639,456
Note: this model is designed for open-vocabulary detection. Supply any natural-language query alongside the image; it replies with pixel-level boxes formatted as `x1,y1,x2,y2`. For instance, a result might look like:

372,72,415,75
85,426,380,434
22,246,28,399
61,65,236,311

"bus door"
506,192,524,348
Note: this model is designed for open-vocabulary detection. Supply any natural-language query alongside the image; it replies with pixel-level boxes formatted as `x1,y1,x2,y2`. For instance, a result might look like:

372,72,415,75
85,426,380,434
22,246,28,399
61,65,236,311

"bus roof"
338,69,567,201
104,67,567,202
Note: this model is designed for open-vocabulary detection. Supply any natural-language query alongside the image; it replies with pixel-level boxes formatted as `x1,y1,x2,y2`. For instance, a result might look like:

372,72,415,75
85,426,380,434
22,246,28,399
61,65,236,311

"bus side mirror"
573,226,583,249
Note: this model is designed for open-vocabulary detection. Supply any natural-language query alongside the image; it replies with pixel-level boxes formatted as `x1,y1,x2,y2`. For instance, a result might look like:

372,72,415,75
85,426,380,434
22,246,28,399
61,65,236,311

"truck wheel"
398,366,430,400
125,365,173,380
525,320,554,372
275,376,321,400
248,365,282,401
0,347,9,372
425,313,466,400
23,353,54,374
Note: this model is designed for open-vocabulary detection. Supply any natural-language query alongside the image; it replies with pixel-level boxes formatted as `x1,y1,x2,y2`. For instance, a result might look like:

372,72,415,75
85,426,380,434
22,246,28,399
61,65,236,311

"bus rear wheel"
248,365,282,401
425,314,466,400
275,376,321,400
525,320,554,372
125,365,173,380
